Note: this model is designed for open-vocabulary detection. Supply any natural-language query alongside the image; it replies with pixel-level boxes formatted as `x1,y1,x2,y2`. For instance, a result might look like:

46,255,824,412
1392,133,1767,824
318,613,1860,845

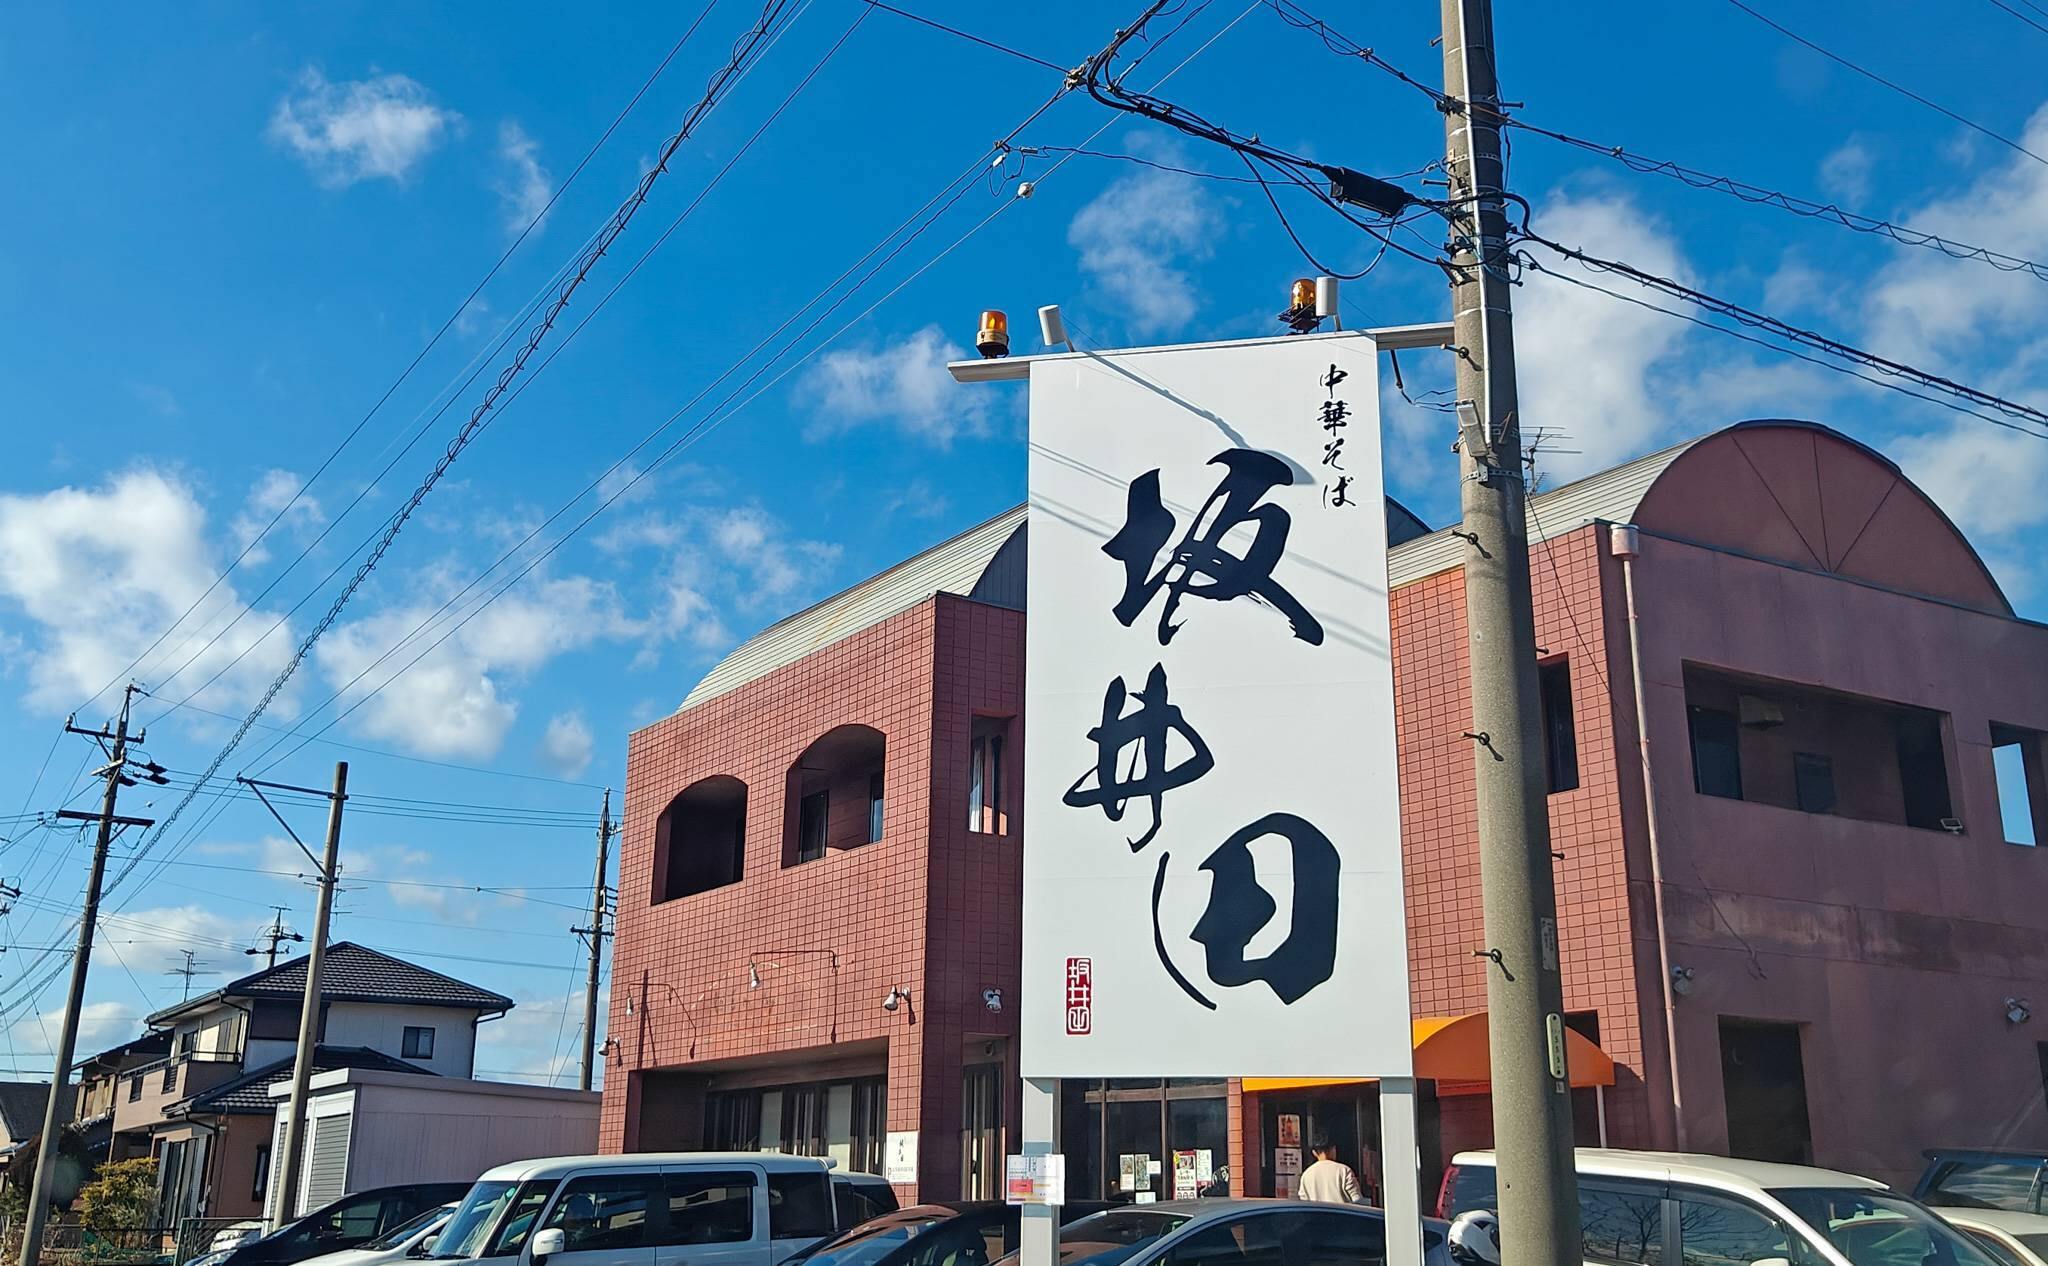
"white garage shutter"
303,1112,353,1212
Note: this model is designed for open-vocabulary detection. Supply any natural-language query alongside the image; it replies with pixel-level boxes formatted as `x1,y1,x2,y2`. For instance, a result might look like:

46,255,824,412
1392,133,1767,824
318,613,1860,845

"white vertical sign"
1021,332,1410,1079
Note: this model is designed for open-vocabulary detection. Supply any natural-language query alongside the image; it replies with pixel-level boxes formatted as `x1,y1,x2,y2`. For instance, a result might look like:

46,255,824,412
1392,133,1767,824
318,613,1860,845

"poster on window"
1020,331,1411,1080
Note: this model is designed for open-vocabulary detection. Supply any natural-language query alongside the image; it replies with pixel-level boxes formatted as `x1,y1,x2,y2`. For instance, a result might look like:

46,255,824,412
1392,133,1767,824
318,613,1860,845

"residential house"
0,1081,68,1182
102,943,511,1225
75,1032,170,1164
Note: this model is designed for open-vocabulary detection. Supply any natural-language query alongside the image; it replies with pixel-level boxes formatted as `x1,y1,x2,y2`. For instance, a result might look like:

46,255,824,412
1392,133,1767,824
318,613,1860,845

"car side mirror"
531,1228,566,1264
412,1237,438,1258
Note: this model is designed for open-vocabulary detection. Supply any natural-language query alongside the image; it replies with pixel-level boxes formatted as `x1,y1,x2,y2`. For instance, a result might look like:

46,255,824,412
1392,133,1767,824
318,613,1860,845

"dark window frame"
1539,657,1580,795
796,791,829,864
253,1143,271,1203
402,1025,436,1060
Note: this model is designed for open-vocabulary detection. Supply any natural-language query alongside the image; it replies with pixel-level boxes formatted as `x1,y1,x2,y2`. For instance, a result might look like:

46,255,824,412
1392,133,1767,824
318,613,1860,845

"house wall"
201,1116,271,1222
323,1002,479,1077
1625,528,2048,1188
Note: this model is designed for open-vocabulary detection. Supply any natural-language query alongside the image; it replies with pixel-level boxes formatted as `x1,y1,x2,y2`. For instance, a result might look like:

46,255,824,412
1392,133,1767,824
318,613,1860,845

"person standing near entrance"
1298,1134,1365,1204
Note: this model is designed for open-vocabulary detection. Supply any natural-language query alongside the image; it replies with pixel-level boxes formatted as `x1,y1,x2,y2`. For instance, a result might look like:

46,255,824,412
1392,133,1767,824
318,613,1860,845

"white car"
1938,1208,2048,1266
1443,1148,2005,1266
299,1204,457,1266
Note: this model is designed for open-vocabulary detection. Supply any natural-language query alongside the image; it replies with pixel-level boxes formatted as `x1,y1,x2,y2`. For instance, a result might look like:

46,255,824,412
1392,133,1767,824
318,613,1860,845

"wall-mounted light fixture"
882,986,911,1013
747,962,762,991
2007,997,2032,1025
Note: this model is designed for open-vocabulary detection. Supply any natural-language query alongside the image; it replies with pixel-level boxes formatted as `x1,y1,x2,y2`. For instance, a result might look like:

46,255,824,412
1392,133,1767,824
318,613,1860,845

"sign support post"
1381,1078,1423,1266
1019,1078,1058,1266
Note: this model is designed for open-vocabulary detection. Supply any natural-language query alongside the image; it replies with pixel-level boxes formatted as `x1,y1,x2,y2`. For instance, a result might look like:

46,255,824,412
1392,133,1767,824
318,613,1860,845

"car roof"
834,1172,893,1186
1937,1210,2048,1235
1452,1149,1889,1193
1084,1199,1447,1227
475,1152,833,1182
1927,1150,2048,1164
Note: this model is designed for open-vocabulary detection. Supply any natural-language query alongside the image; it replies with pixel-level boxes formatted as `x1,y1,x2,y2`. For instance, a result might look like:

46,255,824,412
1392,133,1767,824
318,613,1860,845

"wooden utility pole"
1440,1,1582,1261
575,790,614,1093
267,762,346,1230
19,686,156,1266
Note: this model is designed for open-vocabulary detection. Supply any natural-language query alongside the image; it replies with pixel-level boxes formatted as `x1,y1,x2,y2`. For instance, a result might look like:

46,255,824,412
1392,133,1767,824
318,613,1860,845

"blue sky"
2,0,2045,1085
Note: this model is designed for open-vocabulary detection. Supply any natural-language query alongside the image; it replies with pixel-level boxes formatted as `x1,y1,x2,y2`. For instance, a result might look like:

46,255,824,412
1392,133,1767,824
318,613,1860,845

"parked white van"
428,1154,841,1266
1442,1149,2004,1266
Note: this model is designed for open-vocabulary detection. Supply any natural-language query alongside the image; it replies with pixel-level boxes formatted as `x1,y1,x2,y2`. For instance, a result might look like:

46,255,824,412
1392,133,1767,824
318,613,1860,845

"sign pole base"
1020,1079,1059,1266
1381,1076,1423,1266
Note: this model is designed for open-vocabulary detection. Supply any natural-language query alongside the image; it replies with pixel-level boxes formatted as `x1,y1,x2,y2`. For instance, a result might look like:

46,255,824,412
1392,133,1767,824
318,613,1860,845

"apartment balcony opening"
784,725,887,866
1684,665,1955,831
653,775,748,902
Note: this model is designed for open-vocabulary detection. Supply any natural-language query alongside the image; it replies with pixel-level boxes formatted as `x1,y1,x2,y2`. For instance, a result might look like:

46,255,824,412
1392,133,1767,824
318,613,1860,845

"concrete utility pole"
1440,1,1582,1261
247,907,304,970
20,686,157,1266
576,790,614,1093
271,761,346,1231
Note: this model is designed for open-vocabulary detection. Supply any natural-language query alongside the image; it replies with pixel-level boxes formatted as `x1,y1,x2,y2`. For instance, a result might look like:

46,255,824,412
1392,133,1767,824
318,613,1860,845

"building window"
796,792,829,863
1993,724,2047,847
784,724,886,865
161,1063,178,1094
969,718,1011,834
1684,666,1954,830
704,1089,763,1151
653,775,748,903
127,1073,143,1103
1058,1079,1228,1202
1792,752,1836,815
253,1144,271,1203
402,1026,436,1060
1688,705,1743,800
1538,659,1578,794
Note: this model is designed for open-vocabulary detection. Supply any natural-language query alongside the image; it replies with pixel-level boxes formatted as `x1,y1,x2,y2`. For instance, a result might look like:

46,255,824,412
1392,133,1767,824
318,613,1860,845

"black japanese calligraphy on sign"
1102,450,1325,646
1062,663,1215,850
1318,364,1354,510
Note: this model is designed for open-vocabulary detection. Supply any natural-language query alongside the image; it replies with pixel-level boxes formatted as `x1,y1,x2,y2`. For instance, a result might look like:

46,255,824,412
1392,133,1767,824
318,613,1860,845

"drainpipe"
1609,524,1688,1150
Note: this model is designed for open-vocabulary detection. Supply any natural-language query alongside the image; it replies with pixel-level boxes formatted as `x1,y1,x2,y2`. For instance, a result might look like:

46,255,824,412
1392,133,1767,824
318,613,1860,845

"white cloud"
709,508,839,600
541,711,594,779
1068,144,1221,335
268,68,459,187
231,469,324,567
315,573,636,760
1864,104,2048,372
1818,137,1874,204
803,326,989,444
11,999,142,1057
0,470,298,714
1515,189,1697,475
495,121,552,237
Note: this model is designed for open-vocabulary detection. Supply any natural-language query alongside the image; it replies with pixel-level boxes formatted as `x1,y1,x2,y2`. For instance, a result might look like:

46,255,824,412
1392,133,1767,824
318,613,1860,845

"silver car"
993,1199,1451,1266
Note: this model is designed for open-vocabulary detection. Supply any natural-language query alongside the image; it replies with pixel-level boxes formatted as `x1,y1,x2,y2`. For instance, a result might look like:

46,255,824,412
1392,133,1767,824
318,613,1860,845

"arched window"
783,724,887,865
652,775,747,902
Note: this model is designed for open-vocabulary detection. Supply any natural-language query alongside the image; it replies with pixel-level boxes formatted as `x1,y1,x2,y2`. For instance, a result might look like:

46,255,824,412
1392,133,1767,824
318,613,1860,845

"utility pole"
265,762,346,1231
574,789,615,1093
247,907,304,970
20,686,160,1266
1440,1,1581,1261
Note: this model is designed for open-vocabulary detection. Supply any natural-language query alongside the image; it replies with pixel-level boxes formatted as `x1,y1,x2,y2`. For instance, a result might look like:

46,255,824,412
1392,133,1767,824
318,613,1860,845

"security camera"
982,988,1002,1014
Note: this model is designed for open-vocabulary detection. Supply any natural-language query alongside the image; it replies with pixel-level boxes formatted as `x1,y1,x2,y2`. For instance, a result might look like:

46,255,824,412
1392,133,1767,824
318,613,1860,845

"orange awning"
1242,1012,1616,1094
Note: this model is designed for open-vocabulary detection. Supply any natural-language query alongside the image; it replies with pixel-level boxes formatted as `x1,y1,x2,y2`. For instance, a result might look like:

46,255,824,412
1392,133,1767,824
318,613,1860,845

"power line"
110,0,809,905
1721,0,2048,168
1986,0,2048,35
1505,117,2048,285
75,5,721,718
1512,226,2048,436
247,2,1266,784
858,0,1071,72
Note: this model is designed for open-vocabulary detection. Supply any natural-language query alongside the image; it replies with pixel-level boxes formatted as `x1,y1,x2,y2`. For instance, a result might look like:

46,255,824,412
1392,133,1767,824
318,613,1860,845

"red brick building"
604,420,2048,1200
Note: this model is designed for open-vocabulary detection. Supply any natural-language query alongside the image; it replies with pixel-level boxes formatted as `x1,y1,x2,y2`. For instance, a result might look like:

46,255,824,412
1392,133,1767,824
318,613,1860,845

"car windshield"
794,1212,951,1266
433,1181,557,1260
365,1205,453,1252
1039,1211,1192,1266
1772,1188,2007,1266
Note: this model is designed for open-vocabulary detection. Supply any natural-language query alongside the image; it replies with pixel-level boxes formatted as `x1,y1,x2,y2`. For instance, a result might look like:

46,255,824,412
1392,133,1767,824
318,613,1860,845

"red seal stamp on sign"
1065,957,1093,1035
